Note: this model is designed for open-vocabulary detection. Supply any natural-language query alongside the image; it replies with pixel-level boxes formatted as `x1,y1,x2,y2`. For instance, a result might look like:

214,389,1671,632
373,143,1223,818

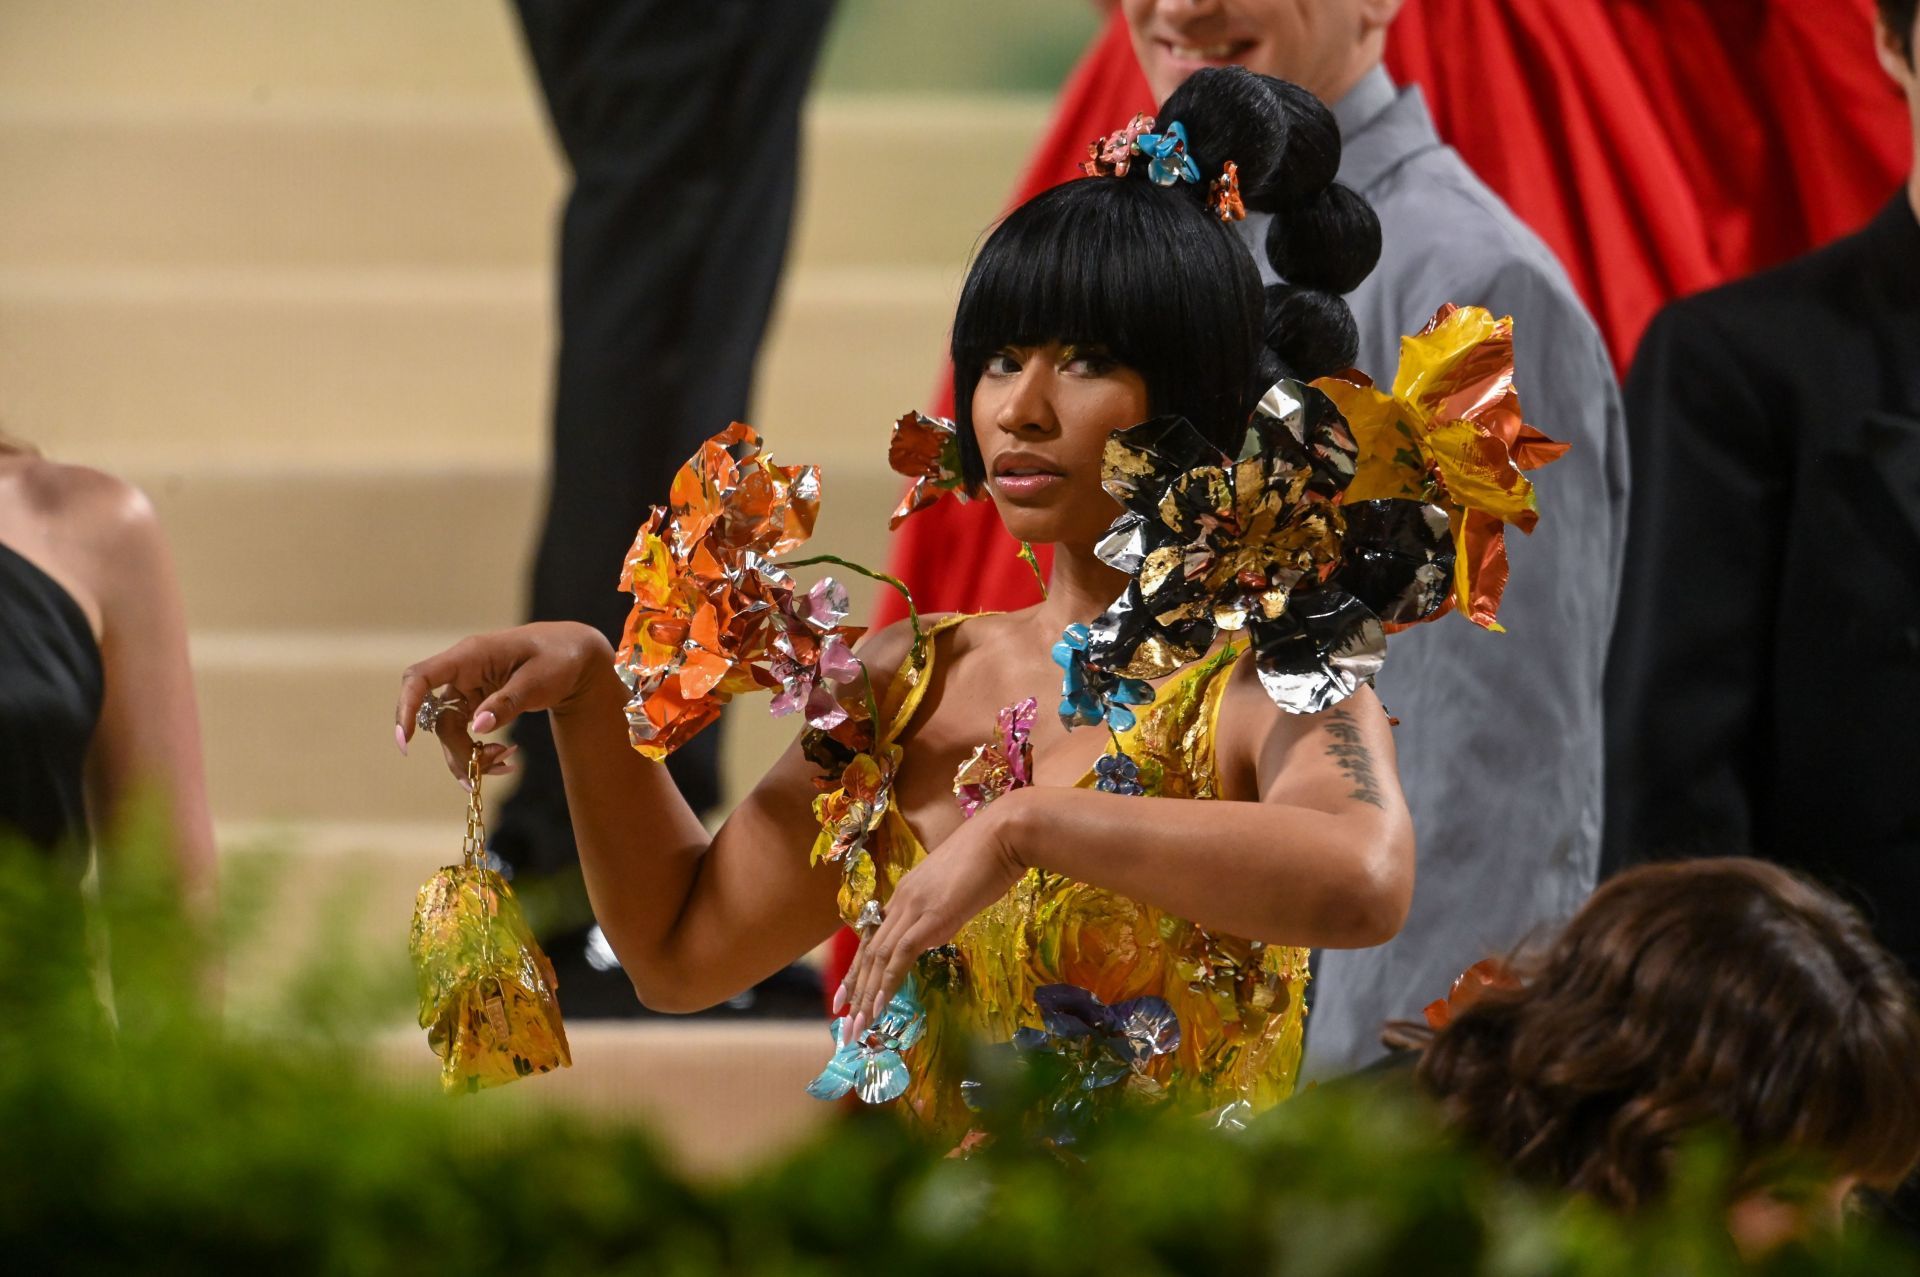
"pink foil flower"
952,697,1037,818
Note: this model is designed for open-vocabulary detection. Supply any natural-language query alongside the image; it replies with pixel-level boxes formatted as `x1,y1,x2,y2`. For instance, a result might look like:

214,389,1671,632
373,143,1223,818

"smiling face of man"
1121,0,1401,107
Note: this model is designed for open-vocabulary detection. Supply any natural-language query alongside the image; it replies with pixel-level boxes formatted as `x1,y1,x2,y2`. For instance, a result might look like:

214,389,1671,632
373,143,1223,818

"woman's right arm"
396,621,862,1012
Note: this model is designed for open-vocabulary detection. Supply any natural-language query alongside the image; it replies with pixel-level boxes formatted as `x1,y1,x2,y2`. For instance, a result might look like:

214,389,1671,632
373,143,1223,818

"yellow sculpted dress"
814,615,1311,1140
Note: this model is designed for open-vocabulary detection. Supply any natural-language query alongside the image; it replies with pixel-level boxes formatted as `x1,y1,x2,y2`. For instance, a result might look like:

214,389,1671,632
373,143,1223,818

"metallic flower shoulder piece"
1080,380,1456,716
1315,304,1569,632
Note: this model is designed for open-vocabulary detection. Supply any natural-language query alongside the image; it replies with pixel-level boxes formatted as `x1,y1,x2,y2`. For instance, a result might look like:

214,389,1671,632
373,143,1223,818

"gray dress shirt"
1239,67,1630,1077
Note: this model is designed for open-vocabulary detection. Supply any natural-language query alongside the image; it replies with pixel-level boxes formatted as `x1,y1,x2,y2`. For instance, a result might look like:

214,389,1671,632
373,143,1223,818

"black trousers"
498,0,836,878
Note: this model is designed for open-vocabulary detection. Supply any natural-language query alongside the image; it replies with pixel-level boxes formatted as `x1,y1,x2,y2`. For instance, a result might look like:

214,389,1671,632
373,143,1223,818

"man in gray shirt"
1123,1,1629,1075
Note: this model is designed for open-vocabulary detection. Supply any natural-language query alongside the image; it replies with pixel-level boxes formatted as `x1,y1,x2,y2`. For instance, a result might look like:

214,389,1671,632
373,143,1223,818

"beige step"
143,463,542,634
0,0,542,102
0,97,1037,273
365,1022,834,1175
143,459,901,633
0,0,1097,107
217,820,458,1011
1,265,958,467
0,99,560,271
191,569,883,826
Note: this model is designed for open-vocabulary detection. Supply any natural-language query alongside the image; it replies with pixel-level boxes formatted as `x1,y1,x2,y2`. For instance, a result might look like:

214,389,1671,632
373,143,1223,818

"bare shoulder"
22,459,163,556
851,612,956,682
24,462,178,637
1215,654,1400,802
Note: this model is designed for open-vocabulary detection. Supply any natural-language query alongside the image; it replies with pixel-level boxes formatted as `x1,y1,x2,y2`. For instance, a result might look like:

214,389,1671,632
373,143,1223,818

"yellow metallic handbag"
408,746,571,1093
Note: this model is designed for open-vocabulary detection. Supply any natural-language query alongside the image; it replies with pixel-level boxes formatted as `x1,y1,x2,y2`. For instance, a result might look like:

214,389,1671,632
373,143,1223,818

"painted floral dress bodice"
807,615,1311,1140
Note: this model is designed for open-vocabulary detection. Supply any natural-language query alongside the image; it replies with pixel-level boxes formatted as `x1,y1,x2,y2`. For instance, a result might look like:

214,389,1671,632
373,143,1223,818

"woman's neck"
1031,538,1129,635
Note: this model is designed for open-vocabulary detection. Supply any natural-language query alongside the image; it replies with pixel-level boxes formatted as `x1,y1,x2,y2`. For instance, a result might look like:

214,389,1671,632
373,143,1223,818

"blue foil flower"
1135,121,1201,187
1052,623,1155,733
1013,983,1182,1089
807,976,926,1104
1093,752,1146,797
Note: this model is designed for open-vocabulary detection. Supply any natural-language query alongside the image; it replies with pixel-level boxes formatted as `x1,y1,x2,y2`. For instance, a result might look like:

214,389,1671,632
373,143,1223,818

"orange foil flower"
614,423,820,760
887,410,978,529
1422,957,1521,1030
1316,305,1569,631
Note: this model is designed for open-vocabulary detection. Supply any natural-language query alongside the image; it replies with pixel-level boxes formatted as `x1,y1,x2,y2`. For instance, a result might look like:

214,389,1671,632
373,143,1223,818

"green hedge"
0,842,1910,1276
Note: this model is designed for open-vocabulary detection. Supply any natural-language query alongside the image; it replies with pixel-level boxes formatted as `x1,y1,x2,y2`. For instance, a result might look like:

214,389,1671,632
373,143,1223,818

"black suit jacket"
1603,193,1920,967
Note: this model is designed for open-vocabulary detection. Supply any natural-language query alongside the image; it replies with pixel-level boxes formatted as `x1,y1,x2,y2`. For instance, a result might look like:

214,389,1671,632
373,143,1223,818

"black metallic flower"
1083,380,1454,715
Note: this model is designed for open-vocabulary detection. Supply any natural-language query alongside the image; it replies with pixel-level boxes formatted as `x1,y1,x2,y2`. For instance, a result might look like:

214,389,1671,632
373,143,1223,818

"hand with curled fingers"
394,622,614,787
834,791,1029,1043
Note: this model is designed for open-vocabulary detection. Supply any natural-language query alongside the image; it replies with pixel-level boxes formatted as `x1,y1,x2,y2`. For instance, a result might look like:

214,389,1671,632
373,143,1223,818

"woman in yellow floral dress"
394,68,1549,1140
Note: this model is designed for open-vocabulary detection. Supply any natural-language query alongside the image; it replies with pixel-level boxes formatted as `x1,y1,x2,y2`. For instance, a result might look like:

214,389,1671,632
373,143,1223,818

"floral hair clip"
1134,121,1202,187
1208,161,1245,222
1082,112,1155,178
1084,115,1231,212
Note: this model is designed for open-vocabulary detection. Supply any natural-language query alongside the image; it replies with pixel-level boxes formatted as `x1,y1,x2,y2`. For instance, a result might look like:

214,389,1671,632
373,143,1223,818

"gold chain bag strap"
407,745,571,1093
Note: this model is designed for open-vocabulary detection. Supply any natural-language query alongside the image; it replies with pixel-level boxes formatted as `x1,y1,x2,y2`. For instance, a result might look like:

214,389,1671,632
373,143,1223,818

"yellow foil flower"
1316,304,1569,631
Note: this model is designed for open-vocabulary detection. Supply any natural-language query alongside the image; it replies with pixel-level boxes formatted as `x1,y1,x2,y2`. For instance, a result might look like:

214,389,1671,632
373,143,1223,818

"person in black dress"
0,435,216,908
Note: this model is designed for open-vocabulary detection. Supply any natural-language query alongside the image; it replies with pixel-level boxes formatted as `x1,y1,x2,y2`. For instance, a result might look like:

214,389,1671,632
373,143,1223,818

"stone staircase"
0,0,1045,1167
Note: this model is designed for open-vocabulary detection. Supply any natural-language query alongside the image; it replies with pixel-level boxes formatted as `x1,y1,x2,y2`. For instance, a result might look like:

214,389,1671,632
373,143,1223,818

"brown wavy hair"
1415,858,1920,1211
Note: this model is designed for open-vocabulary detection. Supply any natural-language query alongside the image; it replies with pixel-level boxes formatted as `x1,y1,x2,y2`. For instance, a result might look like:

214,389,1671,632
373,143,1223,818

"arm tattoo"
1323,708,1385,810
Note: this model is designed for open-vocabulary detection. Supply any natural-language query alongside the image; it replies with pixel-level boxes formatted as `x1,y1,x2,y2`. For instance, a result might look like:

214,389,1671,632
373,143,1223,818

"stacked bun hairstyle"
950,66,1382,485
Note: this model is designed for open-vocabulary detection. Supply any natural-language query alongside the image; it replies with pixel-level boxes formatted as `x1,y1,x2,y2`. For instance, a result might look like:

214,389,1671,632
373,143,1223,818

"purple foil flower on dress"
953,697,1036,818
1092,752,1146,797
1013,983,1182,1089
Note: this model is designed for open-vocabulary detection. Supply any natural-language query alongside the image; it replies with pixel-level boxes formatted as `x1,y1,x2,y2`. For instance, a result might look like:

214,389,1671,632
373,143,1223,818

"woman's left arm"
840,664,1415,1032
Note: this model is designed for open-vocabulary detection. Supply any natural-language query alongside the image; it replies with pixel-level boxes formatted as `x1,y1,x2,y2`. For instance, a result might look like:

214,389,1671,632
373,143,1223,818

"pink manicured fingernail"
460,778,473,793
395,724,409,756
831,983,848,1013
470,710,497,734
848,1013,866,1041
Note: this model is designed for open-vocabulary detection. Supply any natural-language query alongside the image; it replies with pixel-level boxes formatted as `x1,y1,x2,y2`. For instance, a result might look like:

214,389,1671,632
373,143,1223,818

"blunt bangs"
950,178,1266,484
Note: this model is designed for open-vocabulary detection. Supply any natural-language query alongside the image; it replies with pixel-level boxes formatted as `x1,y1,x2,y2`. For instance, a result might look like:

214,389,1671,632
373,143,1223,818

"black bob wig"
950,67,1383,485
